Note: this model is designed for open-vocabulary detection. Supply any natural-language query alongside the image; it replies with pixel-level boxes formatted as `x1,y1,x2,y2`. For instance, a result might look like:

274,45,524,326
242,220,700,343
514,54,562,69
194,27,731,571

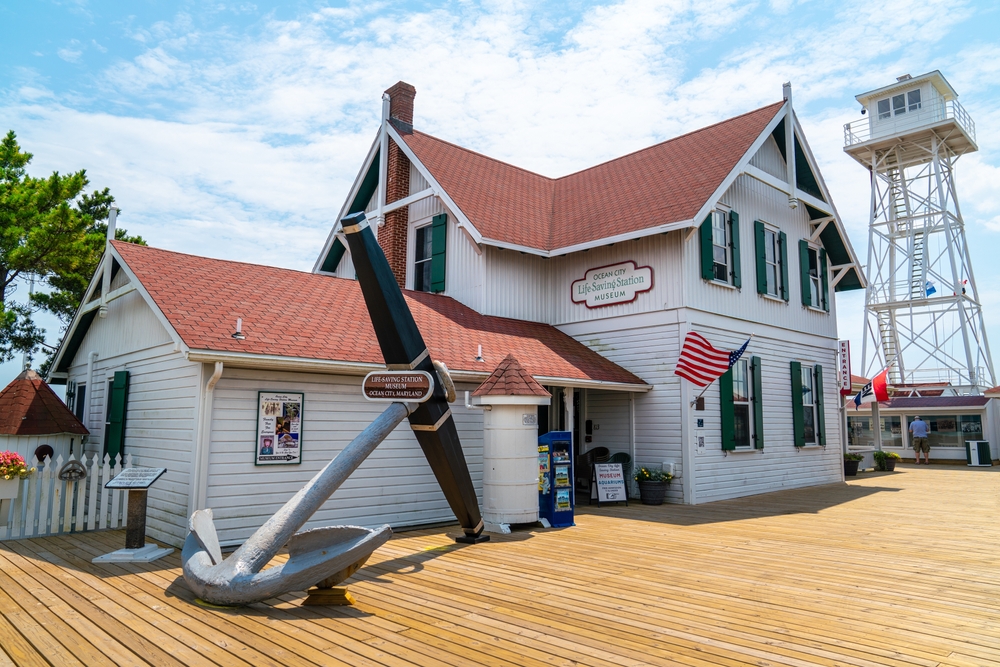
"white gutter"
189,361,223,516
184,349,650,393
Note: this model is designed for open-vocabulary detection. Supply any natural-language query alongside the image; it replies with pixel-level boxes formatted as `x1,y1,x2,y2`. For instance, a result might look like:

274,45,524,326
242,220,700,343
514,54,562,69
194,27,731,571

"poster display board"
591,463,628,506
256,392,303,465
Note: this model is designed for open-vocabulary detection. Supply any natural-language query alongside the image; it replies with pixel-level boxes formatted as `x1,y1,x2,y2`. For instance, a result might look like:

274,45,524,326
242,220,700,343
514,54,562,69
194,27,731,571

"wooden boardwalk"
2,464,999,666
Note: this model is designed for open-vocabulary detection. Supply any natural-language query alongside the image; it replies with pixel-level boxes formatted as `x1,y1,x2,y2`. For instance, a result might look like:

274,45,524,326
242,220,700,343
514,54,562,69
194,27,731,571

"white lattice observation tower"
844,71,994,392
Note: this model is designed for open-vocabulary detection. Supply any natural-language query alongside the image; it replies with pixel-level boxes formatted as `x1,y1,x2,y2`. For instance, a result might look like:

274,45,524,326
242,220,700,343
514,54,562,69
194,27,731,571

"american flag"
674,332,751,387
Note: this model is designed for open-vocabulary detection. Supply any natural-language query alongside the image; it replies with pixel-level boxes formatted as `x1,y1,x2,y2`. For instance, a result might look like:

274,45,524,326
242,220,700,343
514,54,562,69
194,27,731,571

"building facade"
48,82,865,547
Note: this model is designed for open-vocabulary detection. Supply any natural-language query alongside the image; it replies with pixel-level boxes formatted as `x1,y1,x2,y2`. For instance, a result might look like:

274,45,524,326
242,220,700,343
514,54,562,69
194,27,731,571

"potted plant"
844,452,864,477
0,451,35,500
873,450,901,472
634,466,673,505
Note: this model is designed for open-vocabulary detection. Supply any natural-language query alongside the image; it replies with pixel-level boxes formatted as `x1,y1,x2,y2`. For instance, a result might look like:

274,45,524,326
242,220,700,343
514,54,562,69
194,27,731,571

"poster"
256,392,303,465
555,489,572,511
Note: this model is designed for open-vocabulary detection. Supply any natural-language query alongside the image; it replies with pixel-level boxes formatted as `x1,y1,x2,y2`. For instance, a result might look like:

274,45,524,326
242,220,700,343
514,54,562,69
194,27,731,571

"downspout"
85,351,99,454
189,361,223,516
629,392,636,498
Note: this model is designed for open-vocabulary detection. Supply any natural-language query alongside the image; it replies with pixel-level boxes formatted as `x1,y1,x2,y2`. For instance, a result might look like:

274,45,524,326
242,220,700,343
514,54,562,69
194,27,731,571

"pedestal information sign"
93,467,173,563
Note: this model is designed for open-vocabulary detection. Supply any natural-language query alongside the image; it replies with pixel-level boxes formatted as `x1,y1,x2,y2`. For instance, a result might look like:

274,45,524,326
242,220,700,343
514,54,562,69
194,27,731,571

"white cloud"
2,0,999,385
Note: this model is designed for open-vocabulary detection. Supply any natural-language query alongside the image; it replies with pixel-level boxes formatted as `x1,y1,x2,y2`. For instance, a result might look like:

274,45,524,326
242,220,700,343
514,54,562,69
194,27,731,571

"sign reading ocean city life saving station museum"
572,261,653,308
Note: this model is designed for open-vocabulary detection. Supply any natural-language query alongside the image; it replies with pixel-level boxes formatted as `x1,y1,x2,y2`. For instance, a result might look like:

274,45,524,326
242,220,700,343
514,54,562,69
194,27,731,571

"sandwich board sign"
591,462,628,506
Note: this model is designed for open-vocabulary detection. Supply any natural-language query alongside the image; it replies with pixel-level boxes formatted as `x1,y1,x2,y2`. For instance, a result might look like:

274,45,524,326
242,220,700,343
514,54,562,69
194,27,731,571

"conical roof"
0,369,88,436
472,354,551,397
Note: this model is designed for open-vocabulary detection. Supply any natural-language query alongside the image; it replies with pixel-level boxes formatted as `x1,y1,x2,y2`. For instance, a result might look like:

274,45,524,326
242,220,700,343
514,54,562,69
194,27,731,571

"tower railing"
844,99,976,147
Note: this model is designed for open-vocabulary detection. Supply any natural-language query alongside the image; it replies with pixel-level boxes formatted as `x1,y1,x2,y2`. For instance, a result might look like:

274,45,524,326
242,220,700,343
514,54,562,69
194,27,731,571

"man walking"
910,416,930,464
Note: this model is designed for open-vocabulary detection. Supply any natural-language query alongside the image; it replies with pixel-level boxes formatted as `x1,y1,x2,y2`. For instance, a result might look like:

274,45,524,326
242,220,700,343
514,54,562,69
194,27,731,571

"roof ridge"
551,100,785,182
410,100,784,184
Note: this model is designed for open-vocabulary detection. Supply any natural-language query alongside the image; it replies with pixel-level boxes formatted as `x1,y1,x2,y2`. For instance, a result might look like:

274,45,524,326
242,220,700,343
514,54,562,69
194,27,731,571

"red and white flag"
853,368,890,409
674,332,750,387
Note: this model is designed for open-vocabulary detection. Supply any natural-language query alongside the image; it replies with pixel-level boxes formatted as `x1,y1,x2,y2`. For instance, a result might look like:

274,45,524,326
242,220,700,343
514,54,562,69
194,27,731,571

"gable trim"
48,245,187,379
312,131,383,274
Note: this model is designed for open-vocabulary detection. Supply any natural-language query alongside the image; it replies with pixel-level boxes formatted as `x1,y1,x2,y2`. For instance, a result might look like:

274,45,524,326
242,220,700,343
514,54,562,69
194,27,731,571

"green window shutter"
799,240,811,307
790,361,804,447
720,368,736,451
754,221,767,295
814,364,826,446
751,356,764,449
105,370,130,461
779,231,789,301
699,214,714,281
430,213,447,293
320,239,346,273
819,248,829,312
729,210,741,288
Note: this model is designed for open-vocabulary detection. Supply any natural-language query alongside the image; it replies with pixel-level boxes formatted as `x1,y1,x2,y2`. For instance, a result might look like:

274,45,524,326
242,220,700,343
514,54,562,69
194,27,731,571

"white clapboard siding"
561,317,686,502
0,434,77,469
690,324,842,503
205,367,485,546
66,285,201,546
0,454,132,541
684,174,839,338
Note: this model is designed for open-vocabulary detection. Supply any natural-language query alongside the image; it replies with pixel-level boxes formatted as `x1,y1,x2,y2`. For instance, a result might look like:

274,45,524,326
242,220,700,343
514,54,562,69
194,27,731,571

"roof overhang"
185,349,650,392
855,70,957,105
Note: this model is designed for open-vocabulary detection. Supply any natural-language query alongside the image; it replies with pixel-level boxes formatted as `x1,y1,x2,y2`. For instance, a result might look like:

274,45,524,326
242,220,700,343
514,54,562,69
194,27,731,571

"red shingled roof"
0,370,88,436
401,101,785,251
111,242,644,387
473,354,551,397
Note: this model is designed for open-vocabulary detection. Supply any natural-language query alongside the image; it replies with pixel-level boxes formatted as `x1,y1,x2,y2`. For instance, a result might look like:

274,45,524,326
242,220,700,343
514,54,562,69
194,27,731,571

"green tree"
0,130,145,366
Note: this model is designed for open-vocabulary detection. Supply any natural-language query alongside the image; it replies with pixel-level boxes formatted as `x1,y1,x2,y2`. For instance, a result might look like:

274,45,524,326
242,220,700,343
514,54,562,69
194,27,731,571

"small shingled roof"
472,354,551,397
0,370,88,436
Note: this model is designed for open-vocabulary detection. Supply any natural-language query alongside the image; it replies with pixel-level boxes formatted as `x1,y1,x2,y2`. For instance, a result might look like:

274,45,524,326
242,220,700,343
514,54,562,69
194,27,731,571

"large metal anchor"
182,402,410,605
182,210,486,605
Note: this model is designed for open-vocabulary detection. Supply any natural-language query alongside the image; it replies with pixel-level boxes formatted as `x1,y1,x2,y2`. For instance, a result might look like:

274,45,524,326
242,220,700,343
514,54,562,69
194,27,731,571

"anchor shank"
231,401,410,574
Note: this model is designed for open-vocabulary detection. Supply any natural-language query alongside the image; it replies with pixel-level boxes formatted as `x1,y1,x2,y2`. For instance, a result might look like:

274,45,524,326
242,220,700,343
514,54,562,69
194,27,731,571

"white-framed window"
801,365,818,445
877,89,921,120
413,223,433,292
732,359,753,449
711,210,729,282
763,227,782,297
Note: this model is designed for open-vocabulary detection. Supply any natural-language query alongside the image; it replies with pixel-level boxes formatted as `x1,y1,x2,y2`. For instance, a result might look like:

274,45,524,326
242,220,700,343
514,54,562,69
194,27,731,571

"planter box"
844,460,860,477
0,477,20,500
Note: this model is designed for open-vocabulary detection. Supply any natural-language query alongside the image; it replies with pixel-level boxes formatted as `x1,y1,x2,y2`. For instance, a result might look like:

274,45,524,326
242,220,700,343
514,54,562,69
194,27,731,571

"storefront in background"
849,396,998,461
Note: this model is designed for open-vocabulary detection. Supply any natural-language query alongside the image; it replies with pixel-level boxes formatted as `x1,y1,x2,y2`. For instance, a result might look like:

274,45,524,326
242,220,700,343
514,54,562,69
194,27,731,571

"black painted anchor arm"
339,211,485,540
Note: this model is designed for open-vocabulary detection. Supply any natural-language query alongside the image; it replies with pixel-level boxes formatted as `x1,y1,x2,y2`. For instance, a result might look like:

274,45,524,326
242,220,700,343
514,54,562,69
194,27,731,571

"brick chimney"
381,81,416,287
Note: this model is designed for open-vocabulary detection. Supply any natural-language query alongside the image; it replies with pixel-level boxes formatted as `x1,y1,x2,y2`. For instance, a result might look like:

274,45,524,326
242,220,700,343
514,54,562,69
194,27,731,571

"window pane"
733,361,749,402
801,367,813,406
893,94,906,115
907,89,921,111
803,407,816,443
734,405,750,448
877,99,891,120
767,264,777,295
881,416,903,448
713,262,728,282
764,231,775,262
414,260,432,292
415,226,433,261
847,416,872,446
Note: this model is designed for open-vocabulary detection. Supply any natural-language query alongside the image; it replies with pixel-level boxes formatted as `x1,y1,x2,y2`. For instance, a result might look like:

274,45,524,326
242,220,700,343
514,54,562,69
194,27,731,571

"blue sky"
2,0,999,391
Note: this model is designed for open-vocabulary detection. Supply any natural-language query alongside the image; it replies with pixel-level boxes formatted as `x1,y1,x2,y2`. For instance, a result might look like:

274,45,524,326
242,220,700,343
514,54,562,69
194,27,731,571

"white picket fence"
0,453,133,541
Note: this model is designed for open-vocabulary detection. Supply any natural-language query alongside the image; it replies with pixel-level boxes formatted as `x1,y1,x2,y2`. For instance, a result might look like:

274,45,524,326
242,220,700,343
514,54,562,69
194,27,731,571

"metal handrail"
844,100,976,147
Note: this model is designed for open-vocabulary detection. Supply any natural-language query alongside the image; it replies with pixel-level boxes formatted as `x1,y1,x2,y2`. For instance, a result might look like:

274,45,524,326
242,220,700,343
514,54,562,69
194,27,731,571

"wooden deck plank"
1,465,999,666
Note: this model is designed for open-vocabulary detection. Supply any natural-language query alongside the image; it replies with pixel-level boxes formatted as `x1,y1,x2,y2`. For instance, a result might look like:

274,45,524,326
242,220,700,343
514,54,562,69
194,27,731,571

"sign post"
93,467,174,563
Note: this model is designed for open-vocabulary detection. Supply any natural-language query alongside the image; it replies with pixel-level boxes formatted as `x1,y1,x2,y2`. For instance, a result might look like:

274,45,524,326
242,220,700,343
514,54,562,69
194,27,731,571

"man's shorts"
912,437,929,453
